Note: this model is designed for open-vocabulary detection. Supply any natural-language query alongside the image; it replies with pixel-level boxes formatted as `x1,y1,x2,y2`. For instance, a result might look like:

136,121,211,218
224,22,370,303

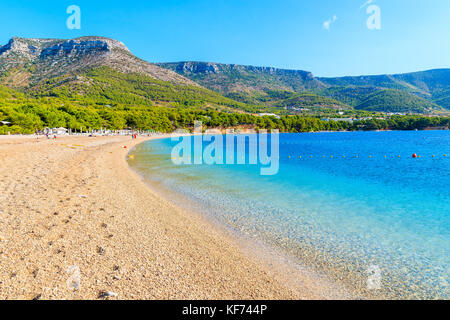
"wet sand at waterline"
0,135,347,300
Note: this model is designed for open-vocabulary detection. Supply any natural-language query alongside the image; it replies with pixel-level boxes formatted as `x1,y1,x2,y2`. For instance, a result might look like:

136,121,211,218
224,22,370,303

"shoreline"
127,138,354,300
126,132,450,300
0,134,343,299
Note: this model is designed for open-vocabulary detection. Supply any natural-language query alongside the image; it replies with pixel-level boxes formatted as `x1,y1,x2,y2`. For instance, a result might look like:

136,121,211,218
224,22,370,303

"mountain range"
159,62,450,113
1,36,449,115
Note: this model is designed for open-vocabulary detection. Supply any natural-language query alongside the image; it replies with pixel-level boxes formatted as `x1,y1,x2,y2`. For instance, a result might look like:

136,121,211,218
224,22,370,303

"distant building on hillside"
44,127,68,135
54,127,68,135
257,113,281,119
323,118,354,123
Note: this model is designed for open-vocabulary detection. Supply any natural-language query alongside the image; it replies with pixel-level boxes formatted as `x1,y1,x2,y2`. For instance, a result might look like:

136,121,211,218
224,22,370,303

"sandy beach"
0,135,345,300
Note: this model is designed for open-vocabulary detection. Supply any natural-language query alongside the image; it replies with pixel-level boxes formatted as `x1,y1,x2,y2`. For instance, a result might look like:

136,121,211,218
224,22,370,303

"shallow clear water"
128,131,450,299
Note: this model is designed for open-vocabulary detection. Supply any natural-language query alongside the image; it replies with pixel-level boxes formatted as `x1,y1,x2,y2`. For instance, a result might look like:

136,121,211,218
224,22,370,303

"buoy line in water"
142,146,449,159
166,154,449,161
290,154,448,159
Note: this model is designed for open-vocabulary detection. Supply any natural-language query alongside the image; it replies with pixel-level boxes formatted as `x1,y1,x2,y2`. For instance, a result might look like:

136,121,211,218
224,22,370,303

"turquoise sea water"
128,131,449,299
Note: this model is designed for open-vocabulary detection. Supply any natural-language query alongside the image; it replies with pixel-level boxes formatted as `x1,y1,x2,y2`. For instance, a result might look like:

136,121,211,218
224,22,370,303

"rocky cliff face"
39,38,126,58
166,61,316,78
158,61,326,94
0,37,195,86
0,37,119,59
173,61,220,74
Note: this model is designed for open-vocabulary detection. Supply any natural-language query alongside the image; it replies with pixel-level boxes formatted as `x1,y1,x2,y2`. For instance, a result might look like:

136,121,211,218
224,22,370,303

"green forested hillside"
225,89,350,111
318,69,450,96
432,89,450,109
28,67,261,112
1,82,449,135
354,89,441,113
319,69,450,111
319,86,381,107
272,92,349,110
158,61,450,113
391,69,450,94
319,86,442,113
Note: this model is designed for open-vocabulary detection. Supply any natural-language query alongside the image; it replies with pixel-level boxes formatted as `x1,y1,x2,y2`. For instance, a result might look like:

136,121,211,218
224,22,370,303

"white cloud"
323,15,337,30
360,0,374,9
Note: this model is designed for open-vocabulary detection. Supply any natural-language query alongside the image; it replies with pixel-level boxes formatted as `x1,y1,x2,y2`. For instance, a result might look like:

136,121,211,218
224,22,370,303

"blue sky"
0,0,448,77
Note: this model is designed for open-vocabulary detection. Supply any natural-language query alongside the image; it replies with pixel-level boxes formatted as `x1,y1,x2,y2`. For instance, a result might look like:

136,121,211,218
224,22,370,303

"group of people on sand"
33,130,138,139
34,130,57,139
